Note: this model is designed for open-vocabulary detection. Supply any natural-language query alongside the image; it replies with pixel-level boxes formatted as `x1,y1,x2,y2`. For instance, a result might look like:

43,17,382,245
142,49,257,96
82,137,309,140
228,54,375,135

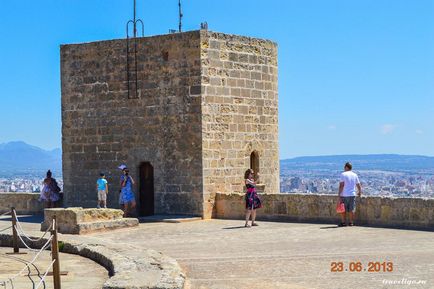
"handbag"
336,200,345,214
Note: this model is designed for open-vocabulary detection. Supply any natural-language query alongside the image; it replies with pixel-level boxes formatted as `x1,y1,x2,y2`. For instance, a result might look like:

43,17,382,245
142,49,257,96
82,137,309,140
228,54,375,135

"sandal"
348,222,355,226
338,222,347,227
245,223,251,228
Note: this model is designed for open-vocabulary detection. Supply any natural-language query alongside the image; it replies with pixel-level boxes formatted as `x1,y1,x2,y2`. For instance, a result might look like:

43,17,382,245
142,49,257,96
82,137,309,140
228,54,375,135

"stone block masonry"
61,30,279,218
200,32,279,218
41,208,138,234
0,193,43,215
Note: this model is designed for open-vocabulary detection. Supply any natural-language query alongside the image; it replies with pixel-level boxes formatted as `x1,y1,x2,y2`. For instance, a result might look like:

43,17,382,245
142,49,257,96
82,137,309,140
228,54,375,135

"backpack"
51,179,61,194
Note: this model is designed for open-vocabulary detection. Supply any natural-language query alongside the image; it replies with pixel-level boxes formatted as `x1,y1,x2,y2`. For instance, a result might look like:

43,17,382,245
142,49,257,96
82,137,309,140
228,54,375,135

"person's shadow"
222,226,247,230
320,225,339,229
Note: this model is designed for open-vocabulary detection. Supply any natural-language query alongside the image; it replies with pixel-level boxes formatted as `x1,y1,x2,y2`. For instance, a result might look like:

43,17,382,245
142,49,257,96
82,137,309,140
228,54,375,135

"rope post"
51,216,61,289
11,207,19,253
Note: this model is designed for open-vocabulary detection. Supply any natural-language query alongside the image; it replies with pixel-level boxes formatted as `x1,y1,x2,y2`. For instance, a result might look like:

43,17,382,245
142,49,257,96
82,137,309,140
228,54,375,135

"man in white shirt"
338,162,362,226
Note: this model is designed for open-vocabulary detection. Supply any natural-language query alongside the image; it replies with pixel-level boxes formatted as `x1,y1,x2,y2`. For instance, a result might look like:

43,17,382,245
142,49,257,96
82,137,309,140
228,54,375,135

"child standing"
96,173,108,208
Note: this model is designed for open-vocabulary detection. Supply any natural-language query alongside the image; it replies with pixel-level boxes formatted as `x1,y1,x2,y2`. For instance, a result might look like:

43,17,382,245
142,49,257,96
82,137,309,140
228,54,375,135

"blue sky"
0,0,433,158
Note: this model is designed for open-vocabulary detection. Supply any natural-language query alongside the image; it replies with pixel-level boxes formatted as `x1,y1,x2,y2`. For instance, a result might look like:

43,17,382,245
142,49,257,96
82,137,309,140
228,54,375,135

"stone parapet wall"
215,193,434,230
0,193,43,215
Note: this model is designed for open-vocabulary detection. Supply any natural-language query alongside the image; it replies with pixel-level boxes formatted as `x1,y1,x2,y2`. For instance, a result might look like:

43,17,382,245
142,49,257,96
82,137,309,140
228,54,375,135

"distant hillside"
0,141,61,176
281,154,434,172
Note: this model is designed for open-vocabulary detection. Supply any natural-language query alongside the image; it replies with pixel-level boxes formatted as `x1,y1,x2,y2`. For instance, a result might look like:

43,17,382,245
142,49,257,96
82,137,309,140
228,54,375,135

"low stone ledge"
41,208,139,234
76,218,139,234
215,193,434,231
0,193,43,215
0,233,186,289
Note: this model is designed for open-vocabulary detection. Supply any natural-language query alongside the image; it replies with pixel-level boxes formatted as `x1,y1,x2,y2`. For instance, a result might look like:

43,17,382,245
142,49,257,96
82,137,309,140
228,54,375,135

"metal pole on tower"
134,0,137,37
178,0,183,32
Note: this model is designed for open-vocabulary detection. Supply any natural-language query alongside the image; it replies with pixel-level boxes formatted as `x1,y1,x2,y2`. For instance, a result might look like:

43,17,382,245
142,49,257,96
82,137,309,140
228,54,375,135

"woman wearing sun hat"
118,164,136,217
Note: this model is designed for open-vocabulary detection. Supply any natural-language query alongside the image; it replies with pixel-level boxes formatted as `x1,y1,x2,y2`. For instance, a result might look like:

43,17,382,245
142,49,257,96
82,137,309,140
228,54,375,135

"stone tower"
61,30,279,218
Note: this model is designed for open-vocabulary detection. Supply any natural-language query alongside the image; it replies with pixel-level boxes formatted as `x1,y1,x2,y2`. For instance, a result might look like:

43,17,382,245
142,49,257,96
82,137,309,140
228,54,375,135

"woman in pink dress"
244,169,262,227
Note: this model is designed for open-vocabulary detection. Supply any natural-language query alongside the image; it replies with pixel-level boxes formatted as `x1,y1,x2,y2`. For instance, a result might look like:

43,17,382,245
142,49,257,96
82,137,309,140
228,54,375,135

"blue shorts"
342,196,356,213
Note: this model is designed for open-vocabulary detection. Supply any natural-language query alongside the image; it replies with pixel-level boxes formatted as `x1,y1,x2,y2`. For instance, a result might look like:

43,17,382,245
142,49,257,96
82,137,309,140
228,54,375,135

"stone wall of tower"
61,30,279,218
61,31,204,215
200,32,280,218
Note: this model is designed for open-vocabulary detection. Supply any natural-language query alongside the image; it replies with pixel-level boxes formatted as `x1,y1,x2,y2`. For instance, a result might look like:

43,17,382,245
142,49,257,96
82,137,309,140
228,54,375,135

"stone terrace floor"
0,247,108,289
2,217,434,289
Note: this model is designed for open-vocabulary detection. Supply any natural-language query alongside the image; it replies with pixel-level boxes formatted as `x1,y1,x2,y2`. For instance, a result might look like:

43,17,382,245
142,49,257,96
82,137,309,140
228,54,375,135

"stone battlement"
215,193,434,230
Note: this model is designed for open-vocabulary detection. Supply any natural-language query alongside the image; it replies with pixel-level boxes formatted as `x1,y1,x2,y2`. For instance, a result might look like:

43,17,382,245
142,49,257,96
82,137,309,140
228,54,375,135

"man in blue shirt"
96,173,109,208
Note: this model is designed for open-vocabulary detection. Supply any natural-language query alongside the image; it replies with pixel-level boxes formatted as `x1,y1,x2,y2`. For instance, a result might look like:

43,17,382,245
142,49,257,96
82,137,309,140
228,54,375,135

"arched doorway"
250,151,259,180
139,162,154,216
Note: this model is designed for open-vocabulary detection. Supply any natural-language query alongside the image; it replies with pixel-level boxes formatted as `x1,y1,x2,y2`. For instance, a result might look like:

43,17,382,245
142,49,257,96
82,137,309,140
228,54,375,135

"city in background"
280,155,434,198
3,169,434,199
0,175,63,194
1,141,433,198
281,170,434,198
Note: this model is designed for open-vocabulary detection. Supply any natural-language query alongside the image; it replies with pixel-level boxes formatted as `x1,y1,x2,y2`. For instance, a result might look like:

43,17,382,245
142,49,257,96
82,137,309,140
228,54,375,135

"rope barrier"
14,226,40,252
0,235,53,288
34,259,56,289
0,211,11,217
3,210,61,289
0,226,12,234
14,226,52,252
0,253,44,289
15,216,52,242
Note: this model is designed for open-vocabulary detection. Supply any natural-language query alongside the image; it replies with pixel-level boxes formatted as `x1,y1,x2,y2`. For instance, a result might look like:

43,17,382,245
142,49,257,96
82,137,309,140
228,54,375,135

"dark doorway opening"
250,151,260,180
139,162,154,216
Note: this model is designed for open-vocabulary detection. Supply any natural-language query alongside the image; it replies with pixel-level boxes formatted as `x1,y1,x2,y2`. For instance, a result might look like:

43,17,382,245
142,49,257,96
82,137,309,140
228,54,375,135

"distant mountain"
0,141,61,176
281,154,434,172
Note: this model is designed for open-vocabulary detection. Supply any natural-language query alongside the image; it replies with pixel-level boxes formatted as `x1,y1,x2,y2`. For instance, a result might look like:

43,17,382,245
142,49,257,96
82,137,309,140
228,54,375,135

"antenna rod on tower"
134,0,137,37
178,0,183,32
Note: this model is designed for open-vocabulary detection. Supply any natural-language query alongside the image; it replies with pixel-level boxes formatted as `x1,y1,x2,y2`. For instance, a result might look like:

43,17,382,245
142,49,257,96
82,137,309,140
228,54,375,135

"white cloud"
380,124,396,135
416,129,423,135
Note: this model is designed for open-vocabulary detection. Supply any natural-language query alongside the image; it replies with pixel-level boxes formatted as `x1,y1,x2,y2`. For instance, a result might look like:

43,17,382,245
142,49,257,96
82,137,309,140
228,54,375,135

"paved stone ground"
0,247,108,289
2,216,434,289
